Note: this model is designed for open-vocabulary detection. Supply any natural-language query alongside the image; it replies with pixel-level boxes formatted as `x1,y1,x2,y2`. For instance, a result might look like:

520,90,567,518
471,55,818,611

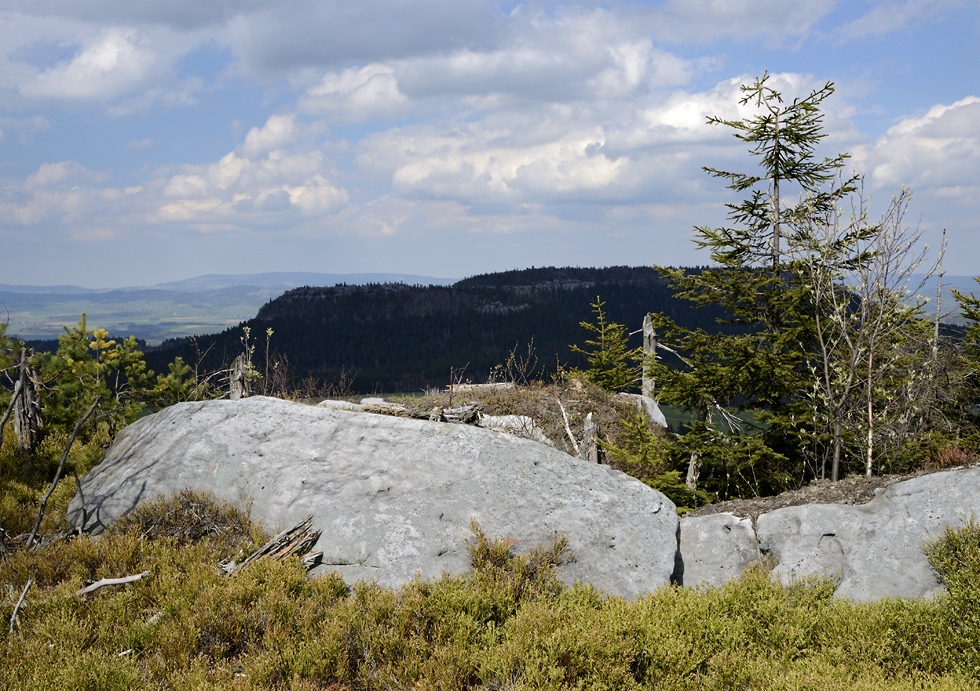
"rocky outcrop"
676,513,759,589
678,467,980,601
612,393,668,429
67,397,678,599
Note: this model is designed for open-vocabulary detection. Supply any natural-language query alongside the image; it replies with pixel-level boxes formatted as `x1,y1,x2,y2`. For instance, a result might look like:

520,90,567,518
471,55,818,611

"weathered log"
220,515,321,575
443,404,481,424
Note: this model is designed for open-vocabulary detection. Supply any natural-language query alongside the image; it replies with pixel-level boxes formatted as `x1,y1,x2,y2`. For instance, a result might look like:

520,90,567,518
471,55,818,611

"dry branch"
76,571,151,597
555,396,580,455
9,578,32,634
26,396,100,551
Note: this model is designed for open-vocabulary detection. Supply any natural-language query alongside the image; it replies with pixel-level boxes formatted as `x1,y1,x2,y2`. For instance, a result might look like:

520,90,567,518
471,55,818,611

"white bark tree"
790,184,943,479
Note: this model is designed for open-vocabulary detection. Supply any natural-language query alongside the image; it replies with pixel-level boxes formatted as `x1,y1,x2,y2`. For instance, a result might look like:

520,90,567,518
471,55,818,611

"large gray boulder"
67,397,678,599
757,468,980,602
676,468,980,601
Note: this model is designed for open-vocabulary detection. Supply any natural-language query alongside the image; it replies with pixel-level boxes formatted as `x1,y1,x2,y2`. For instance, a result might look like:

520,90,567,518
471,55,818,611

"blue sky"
1,0,978,288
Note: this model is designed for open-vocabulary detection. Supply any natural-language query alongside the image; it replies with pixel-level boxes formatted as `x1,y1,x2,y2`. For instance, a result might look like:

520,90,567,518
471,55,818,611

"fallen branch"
555,396,580,455
26,396,100,551
655,342,743,433
9,578,32,634
220,516,321,575
76,571,151,597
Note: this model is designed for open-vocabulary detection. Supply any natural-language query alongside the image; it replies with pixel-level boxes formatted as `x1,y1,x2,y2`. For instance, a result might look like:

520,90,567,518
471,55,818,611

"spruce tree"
650,74,857,491
570,297,639,392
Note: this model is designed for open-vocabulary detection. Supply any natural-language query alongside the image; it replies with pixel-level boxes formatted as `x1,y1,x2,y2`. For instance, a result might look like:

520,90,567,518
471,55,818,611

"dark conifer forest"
143,266,728,393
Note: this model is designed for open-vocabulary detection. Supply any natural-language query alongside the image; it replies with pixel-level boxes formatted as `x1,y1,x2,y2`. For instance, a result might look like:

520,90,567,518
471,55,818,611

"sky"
0,1,978,289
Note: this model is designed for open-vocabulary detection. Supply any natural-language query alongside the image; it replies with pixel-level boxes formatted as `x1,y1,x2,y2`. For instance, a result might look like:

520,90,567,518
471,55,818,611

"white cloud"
26,160,109,188
652,0,840,45
606,72,843,154
858,96,980,202
386,8,699,107
395,46,593,102
366,122,627,205
158,114,349,225
352,71,855,214
107,76,205,116
2,161,123,226
838,0,969,39
300,64,409,121
20,27,165,99
126,138,154,150
5,0,269,31
588,41,693,98
224,0,501,80
241,114,297,158
0,114,50,144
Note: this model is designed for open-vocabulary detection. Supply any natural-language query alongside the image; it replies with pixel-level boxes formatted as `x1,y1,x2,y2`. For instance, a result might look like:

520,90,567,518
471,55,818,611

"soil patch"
686,463,980,523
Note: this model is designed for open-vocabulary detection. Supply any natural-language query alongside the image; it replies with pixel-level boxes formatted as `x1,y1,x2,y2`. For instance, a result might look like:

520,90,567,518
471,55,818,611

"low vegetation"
1,492,979,690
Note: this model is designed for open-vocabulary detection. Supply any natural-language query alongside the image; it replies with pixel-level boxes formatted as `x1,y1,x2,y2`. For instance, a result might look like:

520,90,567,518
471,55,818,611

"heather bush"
3,492,980,690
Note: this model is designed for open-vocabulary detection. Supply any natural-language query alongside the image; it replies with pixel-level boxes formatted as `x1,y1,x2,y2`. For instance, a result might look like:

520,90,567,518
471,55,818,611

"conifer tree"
650,74,858,489
33,316,152,439
570,297,639,392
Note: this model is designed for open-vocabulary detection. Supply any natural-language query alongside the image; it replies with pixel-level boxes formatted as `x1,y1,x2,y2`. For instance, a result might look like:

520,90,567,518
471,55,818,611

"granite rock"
67,397,678,599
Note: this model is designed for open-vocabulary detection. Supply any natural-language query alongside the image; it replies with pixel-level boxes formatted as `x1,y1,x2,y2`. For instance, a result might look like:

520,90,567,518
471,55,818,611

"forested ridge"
143,266,731,393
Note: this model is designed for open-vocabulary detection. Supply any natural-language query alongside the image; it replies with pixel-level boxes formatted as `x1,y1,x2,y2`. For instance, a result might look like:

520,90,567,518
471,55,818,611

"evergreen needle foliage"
648,73,971,494
569,296,639,393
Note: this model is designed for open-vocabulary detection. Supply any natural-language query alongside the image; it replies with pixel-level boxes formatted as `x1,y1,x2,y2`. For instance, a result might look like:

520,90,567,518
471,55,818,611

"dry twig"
9,578,32,634
76,571,151,597
26,396,100,551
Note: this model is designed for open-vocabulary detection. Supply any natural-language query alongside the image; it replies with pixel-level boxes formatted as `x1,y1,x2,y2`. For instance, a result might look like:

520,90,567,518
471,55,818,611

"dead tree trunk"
1,350,40,452
229,354,250,400
13,357,40,452
641,315,657,399
578,412,601,464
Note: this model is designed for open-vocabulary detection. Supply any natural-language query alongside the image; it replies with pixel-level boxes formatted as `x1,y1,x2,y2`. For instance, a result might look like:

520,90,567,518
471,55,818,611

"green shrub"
4,493,980,689
925,517,980,675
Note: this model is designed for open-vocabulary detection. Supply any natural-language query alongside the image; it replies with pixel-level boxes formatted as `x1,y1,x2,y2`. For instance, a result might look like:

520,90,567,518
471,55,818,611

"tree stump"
229,354,250,400
578,412,601,464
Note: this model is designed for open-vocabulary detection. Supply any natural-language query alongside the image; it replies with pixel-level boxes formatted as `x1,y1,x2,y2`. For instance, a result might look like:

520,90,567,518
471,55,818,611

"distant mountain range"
0,272,456,343
5,268,976,360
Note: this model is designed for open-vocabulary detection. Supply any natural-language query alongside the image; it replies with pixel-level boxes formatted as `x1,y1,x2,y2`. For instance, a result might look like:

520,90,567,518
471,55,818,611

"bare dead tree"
791,183,944,480
25,396,100,551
